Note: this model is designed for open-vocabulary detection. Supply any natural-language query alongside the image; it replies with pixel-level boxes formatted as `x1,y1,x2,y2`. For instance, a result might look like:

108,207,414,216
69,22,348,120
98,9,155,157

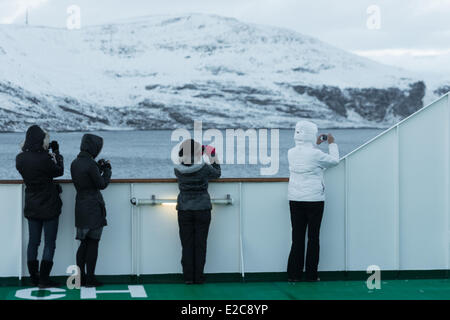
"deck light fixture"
130,194,233,206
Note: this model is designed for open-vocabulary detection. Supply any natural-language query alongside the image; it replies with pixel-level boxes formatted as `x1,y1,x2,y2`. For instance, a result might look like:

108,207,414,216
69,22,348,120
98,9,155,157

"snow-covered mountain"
0,14,448,131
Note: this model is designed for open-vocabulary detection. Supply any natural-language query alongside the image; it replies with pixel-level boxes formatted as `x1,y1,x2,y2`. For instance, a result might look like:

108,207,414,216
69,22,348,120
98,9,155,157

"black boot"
85,275,103,288
194,274,205,284
39,260,59,288
27,260,39,287
79,268,87,287
72,263,86,287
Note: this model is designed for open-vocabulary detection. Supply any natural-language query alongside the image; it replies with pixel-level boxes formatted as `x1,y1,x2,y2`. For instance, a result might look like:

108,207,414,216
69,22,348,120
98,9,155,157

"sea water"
0,128,384,179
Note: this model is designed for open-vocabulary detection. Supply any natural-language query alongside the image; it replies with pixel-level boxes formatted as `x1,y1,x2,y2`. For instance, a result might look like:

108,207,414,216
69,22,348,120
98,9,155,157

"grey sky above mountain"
1,0,450,75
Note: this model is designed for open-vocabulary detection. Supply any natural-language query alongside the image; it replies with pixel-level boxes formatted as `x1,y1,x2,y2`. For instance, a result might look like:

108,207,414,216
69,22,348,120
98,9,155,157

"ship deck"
2,279,450,300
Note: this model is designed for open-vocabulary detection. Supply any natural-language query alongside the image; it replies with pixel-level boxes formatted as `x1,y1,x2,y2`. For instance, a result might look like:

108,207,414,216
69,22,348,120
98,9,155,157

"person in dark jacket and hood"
174,139,221,284
71,134,111,287
16,125,64,288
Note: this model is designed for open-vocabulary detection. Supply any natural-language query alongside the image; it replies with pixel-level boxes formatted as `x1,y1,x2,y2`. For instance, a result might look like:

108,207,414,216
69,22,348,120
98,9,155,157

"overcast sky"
1,0,450,75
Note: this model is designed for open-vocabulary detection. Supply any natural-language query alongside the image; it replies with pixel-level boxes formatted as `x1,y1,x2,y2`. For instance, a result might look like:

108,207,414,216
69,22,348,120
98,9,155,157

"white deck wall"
0,94,448,278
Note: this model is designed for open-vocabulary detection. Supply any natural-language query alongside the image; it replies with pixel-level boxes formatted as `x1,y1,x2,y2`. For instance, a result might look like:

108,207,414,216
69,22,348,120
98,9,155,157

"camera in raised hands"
97,159,112,171
49,140,59,153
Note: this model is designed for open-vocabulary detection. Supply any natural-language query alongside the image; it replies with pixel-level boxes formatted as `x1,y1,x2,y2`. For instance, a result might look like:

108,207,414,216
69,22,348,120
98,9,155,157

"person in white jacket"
287,120,339,282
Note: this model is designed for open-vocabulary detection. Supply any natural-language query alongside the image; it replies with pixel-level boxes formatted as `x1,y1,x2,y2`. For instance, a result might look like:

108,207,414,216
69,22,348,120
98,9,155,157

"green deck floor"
1,279,450,300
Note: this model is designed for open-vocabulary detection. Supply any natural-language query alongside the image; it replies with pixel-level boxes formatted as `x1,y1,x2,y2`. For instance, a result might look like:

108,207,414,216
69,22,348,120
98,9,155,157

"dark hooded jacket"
174,162,221,211
70,134,111,229
16,125,64,220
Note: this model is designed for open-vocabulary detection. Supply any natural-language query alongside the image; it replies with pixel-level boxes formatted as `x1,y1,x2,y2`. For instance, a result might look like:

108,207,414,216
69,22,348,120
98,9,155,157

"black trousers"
27,216,59,262
287,201,324,280
177,210,211,282
76,238,100,278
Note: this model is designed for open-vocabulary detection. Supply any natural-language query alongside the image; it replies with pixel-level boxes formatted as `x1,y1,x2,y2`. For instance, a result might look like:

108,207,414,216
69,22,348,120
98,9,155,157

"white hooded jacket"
288,121,340,201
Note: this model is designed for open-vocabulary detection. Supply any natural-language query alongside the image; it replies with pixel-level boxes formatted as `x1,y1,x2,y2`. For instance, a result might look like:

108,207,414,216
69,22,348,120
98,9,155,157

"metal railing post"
239,182,245,279
447,95,450,272
344,158,349,271
130,183,135,277
20,184,24,280
394,125,401,271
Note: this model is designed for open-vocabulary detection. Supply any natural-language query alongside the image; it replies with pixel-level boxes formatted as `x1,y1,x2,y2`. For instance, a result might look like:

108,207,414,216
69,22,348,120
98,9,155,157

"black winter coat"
71,134,111,229
174,162,221,211
16,125,64,220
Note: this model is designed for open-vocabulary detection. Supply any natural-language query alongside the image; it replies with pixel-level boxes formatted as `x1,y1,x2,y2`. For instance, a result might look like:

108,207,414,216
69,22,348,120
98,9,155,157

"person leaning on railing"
15,125,64,288
71,134,111,288
287,120,339,282
174,139,221,284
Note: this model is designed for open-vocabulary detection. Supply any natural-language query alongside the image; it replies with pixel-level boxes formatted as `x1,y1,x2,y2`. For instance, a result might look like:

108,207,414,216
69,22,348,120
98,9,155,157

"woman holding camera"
287,120,339,282
71,134,111,287
174,139,221,284
16,125,64,288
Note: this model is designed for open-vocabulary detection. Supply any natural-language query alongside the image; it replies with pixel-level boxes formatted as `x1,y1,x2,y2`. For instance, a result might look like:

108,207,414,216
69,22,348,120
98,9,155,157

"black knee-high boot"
85,239,102,287
27,260,39,286
39,260,59,288
76,240,88,286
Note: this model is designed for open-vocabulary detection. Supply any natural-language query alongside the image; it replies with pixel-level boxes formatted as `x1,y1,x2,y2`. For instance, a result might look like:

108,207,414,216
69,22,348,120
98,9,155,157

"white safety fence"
0,93,448,278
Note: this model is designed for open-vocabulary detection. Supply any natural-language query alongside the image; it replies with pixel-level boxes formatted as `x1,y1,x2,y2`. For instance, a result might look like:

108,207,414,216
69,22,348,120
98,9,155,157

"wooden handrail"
0,177,289,184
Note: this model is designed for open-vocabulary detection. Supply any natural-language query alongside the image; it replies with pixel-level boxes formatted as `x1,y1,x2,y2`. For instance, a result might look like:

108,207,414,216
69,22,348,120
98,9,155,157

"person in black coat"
71,134,111,287
16,125,64,288
174,139,221,284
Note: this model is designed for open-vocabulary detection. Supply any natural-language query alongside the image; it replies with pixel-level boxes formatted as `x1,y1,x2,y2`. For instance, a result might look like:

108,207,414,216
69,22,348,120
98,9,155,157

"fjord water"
0,128,383,179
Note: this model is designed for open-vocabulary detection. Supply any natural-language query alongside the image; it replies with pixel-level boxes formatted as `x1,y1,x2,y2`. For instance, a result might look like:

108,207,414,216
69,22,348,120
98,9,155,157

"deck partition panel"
241,182,291,273
132,182,241,275
95,183,133,275
132,182,182,275
345,130,398,270
398,95,449,270
0,184,22,277
321,161,346,271
203,182,241,274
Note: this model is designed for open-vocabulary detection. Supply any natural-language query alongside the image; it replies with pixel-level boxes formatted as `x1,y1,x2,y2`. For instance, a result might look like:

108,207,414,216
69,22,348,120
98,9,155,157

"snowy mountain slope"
0,13,447,131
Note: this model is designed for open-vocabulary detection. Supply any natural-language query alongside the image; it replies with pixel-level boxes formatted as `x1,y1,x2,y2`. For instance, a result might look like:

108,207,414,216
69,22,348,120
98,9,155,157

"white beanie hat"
294,120,318,144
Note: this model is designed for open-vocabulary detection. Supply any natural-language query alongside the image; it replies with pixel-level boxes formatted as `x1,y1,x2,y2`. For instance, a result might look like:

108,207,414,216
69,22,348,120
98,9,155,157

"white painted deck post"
447,94,450,272
239,182,245,278
344,157,349,271
394,125,400,271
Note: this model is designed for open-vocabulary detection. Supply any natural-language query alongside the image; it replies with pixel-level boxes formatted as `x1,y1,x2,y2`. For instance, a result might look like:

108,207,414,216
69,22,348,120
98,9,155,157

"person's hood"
174,162,205,175
22,125,49,152
294,120,318,146
80,134,103,159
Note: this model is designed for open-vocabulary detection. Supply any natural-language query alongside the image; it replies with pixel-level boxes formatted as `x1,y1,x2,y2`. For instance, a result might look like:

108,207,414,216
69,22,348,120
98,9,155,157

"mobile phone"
203,145,216,157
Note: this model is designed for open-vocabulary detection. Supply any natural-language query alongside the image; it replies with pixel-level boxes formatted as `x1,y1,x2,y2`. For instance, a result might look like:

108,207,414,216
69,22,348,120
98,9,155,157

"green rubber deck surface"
2,279,450,300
